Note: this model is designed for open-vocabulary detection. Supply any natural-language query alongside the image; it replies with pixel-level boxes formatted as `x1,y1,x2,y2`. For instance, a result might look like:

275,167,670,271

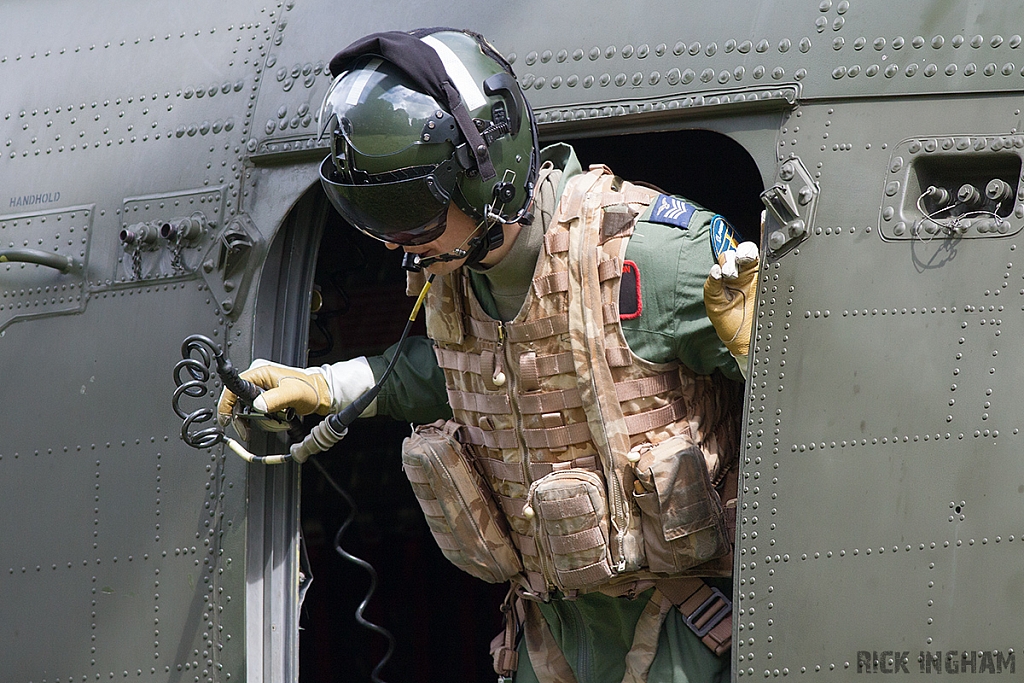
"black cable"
173,334,293,462
308,457,396,683
323,274,434,435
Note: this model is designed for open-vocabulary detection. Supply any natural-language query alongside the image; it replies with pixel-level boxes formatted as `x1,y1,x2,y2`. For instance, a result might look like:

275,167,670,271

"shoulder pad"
647,194,697,230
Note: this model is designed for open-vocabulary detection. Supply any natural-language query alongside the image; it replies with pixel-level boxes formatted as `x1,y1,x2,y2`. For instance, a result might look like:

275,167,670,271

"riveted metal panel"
0,205,92,331
509,1,1024,126
117,188,225,283
736,92,1024,678
0,281,246,681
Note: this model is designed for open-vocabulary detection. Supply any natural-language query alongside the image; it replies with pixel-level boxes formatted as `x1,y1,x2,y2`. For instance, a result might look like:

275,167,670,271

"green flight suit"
366,144,739,683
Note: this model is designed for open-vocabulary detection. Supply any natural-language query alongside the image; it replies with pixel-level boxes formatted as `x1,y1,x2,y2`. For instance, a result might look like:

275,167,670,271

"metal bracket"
201,214,262,319
118,188,223,282
762,156,819,254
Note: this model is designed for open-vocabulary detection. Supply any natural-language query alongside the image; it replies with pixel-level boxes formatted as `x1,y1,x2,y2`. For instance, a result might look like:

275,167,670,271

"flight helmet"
318,28,539,257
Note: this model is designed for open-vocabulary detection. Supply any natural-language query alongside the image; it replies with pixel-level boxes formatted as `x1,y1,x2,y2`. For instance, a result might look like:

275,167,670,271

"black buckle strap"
683,585,731,639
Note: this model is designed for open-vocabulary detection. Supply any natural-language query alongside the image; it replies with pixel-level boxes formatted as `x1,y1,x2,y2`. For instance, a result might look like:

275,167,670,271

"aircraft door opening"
293,126,767,682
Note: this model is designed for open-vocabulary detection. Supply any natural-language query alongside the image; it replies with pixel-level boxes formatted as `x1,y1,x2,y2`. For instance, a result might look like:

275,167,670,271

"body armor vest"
423,166,739,594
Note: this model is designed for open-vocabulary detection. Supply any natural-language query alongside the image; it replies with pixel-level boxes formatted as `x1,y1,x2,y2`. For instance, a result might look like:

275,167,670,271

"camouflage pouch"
630,435,730,574
401,419,523,583
526,469,615,592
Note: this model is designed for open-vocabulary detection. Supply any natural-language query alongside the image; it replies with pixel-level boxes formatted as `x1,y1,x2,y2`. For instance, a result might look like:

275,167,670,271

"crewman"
220,28,758,683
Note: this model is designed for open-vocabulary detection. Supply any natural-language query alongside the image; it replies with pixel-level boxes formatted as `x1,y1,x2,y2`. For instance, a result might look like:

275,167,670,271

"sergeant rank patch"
648,194,696,230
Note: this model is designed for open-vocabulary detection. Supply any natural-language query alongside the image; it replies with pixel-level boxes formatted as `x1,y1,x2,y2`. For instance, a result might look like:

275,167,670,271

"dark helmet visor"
319,156,453,246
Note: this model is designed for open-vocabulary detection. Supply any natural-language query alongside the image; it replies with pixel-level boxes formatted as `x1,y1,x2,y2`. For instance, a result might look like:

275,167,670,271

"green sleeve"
366,335,453,424
621,210,742,382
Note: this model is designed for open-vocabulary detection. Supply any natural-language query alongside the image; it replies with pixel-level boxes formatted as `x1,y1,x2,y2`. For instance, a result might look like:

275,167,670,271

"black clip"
684,585,731,638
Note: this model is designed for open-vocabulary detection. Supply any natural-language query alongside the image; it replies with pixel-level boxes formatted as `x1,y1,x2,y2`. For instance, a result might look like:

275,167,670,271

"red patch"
619,260,642,320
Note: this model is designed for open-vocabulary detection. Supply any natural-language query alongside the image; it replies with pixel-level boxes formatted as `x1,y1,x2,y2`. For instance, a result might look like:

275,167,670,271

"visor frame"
319,155,459,246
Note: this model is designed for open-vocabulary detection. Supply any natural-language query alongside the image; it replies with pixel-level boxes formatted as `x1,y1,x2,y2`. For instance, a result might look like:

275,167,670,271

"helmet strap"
460,219,500,269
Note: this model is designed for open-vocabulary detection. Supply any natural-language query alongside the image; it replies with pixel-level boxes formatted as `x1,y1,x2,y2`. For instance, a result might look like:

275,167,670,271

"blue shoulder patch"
648,194,697,230
710,214,740,261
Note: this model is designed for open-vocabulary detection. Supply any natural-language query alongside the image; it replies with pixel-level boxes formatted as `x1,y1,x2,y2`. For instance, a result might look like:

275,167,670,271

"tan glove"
217,359,333,424
704,241,759,365
217,357,377,430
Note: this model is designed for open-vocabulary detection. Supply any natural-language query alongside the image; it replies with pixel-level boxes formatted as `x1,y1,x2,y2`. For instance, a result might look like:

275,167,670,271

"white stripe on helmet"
421,35,487,111
344,57,383,106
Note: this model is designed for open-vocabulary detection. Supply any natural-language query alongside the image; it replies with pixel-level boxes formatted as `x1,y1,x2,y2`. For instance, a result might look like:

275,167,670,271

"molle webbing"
427,164,735,594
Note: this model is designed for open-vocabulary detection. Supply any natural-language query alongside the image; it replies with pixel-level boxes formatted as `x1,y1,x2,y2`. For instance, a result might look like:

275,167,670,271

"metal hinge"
761,156,819,255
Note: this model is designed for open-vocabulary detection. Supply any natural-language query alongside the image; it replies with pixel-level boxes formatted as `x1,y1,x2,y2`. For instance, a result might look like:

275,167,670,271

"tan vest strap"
402,462,429,485
518,387,584,414
467,316,501,341
464,422,593,450
463,425,521,450
537,494,595,519
523,600,578,683
417,497,444,518
506,315,569,343
528,454,601,480
492,587,521,680
533,270,570,298
624,397,688,436
598,192,628,208
546,526,606,555
519,351,541,392
434,346,481,374
623,188,658,206
522,421,592,449
513,531,538,557
603,302,620,325
656,578,733,656
525,572,550,596
545,230,570,254
599,188,656,208
518,350,578,384
558,561,617,589
496,492,528,519
532,350,576,377
615,372,681,403
477,456,526,484
597,257,622,282
606,346,634,368
448,389,511,415
620,591,673,683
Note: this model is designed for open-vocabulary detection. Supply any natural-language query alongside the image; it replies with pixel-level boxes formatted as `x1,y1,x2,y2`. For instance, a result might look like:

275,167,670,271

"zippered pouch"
630,435,730,574
401,419,522,583
527,469,615,591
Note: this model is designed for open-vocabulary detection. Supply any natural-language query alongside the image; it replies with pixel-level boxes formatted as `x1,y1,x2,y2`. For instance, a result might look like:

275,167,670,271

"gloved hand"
217,357,377,436
704,241,759,377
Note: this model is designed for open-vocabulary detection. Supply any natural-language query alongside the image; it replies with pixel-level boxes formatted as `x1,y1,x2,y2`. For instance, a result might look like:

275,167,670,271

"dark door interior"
297,128,764,682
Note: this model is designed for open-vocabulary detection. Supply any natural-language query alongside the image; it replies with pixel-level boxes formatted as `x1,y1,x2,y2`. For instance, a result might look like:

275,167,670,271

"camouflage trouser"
513,586,731,683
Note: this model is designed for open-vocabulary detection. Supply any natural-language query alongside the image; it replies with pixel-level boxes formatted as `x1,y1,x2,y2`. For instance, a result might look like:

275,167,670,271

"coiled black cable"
172,335,232,449
308,457,396,683
172,334,292,463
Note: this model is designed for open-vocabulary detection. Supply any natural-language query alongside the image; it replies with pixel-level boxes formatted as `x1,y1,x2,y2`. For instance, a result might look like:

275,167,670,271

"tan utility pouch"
527,469,615,592
630,435,730,574
401,419,523,583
